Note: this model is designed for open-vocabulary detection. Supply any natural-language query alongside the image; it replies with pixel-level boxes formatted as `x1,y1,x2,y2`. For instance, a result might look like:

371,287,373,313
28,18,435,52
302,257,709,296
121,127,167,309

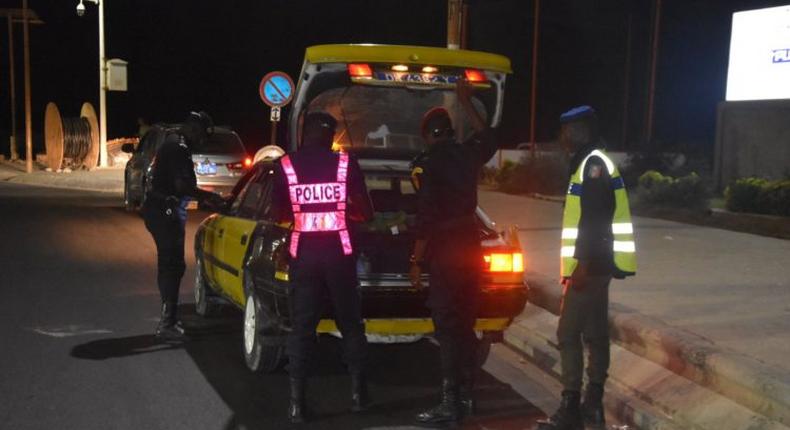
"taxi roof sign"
259,72,295,107
305,44,512,74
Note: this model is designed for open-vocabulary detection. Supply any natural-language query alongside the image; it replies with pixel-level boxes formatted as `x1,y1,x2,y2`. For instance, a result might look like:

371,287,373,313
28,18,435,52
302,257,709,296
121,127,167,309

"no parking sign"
259,72,295,108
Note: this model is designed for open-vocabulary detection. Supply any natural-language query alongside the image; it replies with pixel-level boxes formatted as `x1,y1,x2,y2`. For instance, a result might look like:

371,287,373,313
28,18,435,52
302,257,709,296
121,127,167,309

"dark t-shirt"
413,129,497,242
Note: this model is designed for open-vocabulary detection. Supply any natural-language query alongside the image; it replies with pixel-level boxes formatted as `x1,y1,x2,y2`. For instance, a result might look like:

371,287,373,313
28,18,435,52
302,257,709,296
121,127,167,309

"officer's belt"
435,214,477,232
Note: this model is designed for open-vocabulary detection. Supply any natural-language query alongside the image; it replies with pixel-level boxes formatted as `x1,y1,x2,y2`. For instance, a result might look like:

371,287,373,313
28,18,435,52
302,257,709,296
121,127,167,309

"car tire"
243,288,285,373
194,257,218,317
123,174,138,212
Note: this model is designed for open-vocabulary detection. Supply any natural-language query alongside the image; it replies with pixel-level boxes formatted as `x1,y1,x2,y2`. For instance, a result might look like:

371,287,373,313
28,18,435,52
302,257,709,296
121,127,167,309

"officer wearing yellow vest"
537,106,636,430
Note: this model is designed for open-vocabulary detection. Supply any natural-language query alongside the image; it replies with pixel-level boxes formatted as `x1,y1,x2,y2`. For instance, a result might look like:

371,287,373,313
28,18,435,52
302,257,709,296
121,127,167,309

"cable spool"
44,102,100,171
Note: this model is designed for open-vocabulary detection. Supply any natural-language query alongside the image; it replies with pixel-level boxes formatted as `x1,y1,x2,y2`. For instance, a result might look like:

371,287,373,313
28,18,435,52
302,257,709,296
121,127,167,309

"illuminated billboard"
726,5,790,101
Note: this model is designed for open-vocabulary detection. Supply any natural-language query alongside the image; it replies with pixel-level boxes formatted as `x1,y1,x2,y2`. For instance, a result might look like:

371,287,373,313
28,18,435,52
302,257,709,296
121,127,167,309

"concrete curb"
524,275,790,427
505,304,790,430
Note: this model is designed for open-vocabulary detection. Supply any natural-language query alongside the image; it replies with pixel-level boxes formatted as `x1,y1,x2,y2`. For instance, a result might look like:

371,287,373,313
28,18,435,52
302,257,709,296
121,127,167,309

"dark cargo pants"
557,273,611,391
143,207,186,305
286,237,367,379
428,233,481,382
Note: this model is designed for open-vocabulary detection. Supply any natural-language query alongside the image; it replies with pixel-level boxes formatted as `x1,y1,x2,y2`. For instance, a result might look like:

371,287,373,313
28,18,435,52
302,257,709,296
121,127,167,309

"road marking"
29,325,112,338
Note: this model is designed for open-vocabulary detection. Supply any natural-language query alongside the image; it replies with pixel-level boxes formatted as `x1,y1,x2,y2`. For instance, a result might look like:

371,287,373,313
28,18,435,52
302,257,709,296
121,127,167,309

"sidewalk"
0,161,123,193
479,190,790,429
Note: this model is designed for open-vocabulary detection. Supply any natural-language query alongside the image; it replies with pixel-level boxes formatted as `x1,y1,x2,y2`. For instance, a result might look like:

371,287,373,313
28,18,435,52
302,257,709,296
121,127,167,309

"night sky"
1,0,788,157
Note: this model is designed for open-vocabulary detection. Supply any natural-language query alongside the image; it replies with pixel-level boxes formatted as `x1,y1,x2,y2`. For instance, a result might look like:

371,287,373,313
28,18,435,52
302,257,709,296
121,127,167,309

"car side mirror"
121,143,136,154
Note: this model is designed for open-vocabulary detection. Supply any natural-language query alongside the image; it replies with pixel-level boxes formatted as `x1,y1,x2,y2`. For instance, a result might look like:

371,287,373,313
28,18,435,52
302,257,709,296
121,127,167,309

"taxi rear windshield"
307,82,491,153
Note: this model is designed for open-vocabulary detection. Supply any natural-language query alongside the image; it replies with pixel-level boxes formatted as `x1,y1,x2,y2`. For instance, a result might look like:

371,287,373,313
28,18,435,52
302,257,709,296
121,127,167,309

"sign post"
259,71,295,147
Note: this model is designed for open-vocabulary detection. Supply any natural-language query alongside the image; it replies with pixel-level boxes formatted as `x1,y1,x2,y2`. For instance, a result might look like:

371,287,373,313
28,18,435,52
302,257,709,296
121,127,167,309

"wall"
715,100,790,189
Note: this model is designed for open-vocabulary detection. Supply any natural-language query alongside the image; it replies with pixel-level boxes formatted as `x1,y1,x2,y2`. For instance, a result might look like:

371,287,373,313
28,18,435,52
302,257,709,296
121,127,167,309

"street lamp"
76,0,108,168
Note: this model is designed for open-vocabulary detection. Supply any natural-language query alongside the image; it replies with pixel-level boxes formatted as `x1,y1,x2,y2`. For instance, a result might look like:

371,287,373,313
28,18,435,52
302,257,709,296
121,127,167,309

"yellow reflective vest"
560,149,636,278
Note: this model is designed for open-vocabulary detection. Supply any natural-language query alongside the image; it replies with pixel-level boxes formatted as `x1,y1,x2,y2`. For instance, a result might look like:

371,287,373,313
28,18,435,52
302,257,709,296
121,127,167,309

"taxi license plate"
196,162,217,175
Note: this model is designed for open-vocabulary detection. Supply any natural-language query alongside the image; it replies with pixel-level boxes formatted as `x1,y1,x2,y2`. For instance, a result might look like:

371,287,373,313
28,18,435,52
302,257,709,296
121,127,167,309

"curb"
524,275,790,427
504,304,790,430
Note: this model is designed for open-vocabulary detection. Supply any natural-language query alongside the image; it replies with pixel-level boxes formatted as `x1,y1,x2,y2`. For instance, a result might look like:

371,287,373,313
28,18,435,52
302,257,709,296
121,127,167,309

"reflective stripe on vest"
560,149,636,278
281,153,353,258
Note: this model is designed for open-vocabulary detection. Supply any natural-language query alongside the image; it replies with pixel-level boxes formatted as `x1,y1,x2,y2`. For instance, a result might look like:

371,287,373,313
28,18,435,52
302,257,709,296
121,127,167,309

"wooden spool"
43,102,100,171
80,103,100,169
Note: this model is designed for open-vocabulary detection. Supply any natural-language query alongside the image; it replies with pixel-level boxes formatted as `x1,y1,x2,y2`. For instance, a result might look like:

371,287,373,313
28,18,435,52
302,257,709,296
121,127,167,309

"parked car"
122,124,251,211
193,44,528,373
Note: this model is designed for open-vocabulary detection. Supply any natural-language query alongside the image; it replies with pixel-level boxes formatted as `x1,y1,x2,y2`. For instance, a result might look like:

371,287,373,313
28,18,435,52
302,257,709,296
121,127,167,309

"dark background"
1,0,788,157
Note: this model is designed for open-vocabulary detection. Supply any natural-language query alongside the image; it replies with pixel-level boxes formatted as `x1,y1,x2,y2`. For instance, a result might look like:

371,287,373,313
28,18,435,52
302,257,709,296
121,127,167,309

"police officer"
272,111,374,423
143,111,224,342
537,106,636,430
409,79,497,426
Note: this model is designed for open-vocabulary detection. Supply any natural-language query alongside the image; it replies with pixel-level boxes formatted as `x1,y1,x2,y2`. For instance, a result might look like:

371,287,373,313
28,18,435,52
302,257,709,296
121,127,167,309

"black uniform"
413,128,497,382
558,143,616,393
143,129,217,328
272,144,374,380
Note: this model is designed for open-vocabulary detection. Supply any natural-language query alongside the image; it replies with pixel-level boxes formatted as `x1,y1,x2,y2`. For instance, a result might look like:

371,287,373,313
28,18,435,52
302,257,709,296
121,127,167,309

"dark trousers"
143,208,186,305
286,238,367,379
428,236,481,382
557,272,611,391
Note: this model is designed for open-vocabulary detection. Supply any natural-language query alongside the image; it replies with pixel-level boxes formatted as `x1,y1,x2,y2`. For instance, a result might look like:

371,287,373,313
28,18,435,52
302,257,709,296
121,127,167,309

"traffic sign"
259,72,295,107
270,106,282,122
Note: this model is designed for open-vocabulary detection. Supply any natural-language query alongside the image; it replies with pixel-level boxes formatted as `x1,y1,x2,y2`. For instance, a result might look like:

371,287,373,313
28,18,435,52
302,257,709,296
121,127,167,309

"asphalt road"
0,183,547,430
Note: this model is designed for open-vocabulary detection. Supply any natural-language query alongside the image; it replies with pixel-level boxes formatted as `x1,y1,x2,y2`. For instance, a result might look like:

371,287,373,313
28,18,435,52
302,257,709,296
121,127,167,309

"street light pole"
22,0,32,173
97,0,107,167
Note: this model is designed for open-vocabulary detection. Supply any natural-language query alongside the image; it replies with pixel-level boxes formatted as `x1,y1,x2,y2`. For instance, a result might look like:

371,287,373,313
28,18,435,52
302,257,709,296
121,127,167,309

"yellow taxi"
194,44,527,372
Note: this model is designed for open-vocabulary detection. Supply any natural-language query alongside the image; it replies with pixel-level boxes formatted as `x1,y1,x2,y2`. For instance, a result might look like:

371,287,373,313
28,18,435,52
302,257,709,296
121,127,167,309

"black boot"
415,378,461,426
459,368,476,417
350,373,370,413
288,378,307,424
155,302,185,341
581,383,606,428
536,390,583,430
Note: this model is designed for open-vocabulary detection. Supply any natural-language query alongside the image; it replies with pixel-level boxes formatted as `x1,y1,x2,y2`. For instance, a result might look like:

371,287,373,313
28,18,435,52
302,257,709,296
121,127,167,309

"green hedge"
636,170,710,209
725,178,790,216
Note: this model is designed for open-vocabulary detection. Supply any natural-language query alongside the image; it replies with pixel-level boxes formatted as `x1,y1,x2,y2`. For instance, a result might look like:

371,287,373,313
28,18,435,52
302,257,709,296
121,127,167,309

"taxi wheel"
243,289,284,373
123,175,138,212
194,258,218,317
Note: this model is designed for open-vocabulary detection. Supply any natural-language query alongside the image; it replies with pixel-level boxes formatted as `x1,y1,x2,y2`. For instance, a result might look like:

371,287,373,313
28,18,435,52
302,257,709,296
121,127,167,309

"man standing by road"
272,111,374,423
537,106,636,430
143,111,225,342
409,79,497,426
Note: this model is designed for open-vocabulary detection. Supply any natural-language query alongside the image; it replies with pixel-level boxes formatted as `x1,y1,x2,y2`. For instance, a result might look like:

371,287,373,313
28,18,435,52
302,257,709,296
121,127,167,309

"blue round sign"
259,72,295,107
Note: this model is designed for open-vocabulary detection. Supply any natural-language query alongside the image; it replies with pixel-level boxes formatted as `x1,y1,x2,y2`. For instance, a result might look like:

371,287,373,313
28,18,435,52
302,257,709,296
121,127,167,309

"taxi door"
213,166,273,305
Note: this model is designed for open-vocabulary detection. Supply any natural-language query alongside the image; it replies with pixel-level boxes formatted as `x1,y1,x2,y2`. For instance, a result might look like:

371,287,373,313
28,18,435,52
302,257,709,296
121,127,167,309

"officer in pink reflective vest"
272,111,374,423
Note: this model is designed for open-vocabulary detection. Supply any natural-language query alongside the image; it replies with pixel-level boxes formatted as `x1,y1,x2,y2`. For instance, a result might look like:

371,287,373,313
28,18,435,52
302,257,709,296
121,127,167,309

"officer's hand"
205,194,226,211
409,263,424,290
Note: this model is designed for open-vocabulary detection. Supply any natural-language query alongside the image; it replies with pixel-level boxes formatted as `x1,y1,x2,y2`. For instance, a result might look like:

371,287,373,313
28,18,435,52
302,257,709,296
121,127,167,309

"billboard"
726,5,790,101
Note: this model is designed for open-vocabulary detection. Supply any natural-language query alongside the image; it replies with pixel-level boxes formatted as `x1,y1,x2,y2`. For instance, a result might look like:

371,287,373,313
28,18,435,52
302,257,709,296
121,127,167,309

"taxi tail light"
464,68,488,83
348,63,373,79
484,252,524,273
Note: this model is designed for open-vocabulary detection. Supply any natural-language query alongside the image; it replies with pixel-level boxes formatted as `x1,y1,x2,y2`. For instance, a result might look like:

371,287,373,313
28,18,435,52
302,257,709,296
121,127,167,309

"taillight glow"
422,66,439,73
348,63,373,79
464,68,487,83
391,64,409,72
484,253,524,273
244,157,253,168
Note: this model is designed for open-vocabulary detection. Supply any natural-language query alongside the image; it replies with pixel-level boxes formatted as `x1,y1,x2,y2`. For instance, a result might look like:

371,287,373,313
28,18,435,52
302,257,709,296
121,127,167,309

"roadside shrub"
635,170,710,209
499,154,568,196
725,178,790,216
494,160,517,186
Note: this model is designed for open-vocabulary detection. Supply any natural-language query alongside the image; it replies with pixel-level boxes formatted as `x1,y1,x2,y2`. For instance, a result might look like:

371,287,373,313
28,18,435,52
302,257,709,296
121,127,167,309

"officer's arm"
168,137,219,203
576,157,615,262
271,162,294,224
347,156,374,223
457,79,498,166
